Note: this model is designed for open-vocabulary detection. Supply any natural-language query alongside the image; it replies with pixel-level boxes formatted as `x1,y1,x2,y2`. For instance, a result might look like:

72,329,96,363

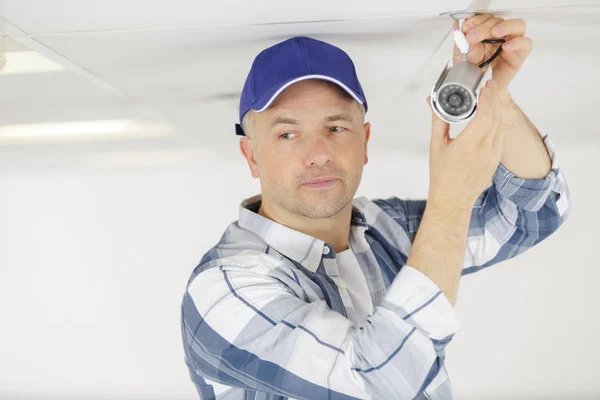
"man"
181,13,570,400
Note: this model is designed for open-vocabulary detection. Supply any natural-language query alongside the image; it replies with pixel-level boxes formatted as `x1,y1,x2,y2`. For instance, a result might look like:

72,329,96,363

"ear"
363,122,371,166
239,137,260,179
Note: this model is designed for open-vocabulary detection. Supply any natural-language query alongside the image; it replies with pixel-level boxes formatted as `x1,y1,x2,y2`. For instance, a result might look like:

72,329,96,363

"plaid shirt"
181,133,570,400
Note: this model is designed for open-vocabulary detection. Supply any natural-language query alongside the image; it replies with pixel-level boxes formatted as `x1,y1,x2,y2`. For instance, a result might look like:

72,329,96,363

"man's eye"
279,132,296,140
279,127,344,139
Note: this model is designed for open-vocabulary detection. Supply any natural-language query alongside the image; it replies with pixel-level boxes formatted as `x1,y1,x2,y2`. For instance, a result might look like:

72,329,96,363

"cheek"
261,153,295,184
343,144,366,169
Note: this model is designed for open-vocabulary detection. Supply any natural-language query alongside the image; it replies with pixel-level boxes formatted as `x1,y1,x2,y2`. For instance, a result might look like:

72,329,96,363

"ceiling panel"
2,0,465,34
28,17,452,145
0,63,171,128
3,0,599,36
1,71,122,104
0,1,598,167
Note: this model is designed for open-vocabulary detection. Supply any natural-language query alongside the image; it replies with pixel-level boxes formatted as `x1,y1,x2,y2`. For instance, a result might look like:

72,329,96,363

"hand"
427,79,505,211
452,13,533,92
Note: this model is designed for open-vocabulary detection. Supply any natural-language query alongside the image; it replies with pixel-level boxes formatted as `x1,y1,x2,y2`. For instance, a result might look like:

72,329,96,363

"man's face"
240,79,371,219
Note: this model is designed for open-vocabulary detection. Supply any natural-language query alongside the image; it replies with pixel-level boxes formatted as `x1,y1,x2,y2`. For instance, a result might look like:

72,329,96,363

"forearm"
406,202,473,306
498,90,552,179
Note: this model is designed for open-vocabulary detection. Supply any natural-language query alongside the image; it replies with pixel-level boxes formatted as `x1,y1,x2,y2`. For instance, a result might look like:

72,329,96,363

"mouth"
302,178,339,189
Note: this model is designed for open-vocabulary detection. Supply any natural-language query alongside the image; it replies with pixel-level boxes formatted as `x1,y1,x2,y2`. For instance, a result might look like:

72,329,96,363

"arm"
461,131,570,275
406,203,472,306
457,13,554,182
181,253,461,400
377,129,570,301
380,83,570,306
497,90,552,179
402,133,570,305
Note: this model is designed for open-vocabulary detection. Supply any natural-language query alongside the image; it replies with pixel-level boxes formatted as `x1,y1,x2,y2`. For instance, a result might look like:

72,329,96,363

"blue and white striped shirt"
181,133,570,400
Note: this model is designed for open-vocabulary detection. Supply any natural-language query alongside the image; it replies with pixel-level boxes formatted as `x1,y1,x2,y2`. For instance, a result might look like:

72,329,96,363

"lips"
305,177,337,184
302,177,339,189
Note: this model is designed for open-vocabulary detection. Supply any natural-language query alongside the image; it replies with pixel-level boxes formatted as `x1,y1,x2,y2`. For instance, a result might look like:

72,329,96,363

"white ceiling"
0,0,598,167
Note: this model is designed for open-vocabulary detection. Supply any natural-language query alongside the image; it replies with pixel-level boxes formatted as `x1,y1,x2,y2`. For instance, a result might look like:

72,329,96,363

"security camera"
431,60,484,123
431,11,504,124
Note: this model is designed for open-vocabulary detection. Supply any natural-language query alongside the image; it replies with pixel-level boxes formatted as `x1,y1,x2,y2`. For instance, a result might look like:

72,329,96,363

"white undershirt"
335,248,374,326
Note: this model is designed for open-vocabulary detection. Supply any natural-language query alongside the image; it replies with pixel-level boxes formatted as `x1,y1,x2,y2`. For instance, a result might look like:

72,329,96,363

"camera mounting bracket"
440,11,477,62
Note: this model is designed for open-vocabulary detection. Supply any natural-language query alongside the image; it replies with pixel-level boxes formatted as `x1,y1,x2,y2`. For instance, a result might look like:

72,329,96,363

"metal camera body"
431,60,486,124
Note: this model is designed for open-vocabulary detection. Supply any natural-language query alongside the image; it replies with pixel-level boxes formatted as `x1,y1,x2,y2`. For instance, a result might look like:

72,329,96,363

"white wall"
0,139,596,399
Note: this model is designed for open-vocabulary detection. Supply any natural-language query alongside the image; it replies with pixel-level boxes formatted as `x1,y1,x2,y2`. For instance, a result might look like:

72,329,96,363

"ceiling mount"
439,11,477,21
439,10,479,60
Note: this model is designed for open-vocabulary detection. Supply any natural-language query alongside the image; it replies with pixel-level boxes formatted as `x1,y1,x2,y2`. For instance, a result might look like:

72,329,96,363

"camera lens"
439,84,472,116
431,59,484,123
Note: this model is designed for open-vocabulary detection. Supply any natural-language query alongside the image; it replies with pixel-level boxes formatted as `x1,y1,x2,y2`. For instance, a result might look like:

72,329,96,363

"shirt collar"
238,194,367,272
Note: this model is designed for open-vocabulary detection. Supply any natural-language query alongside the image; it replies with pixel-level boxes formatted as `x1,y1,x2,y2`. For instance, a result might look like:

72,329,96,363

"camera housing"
430,60,486,124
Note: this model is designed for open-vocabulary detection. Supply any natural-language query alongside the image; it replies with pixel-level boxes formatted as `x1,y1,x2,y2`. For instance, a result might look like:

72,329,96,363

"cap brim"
251,74,365,114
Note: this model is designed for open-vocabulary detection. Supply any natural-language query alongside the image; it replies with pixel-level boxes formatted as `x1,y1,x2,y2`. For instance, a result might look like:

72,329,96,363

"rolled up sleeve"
461,132,571,275
492,133,570,216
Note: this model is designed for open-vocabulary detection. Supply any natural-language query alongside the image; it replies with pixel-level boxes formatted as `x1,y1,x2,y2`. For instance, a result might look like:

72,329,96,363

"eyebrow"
268,114,354,129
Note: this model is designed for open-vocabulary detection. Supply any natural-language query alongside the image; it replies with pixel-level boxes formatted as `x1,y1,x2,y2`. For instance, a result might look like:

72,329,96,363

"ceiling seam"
14,4,600,38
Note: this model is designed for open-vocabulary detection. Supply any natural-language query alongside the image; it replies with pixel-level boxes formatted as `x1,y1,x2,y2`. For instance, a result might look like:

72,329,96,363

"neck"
258,199,352,254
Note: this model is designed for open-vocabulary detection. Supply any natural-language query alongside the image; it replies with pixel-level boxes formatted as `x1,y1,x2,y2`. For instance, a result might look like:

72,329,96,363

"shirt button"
322,246,330,255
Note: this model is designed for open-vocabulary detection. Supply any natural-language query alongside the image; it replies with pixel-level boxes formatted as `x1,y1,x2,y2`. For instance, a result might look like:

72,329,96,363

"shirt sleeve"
374,131,571,276
461,132,571,274
181,253,461,400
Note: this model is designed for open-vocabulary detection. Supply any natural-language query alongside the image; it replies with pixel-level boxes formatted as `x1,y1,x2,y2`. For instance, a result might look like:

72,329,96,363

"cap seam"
298,37,310,73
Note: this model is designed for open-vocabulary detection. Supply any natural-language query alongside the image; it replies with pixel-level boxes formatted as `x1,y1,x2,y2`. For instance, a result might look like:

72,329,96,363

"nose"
303,134,333,167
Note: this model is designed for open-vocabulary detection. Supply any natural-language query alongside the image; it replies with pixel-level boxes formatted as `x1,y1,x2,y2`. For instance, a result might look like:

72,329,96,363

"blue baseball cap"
235,36,368,136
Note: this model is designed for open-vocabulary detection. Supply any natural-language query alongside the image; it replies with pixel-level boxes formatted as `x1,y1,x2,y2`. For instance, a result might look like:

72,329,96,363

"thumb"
427,96,450,147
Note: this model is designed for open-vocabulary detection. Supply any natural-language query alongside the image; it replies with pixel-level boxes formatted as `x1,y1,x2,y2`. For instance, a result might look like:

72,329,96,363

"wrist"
425,197,473,220
498,89,513,108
